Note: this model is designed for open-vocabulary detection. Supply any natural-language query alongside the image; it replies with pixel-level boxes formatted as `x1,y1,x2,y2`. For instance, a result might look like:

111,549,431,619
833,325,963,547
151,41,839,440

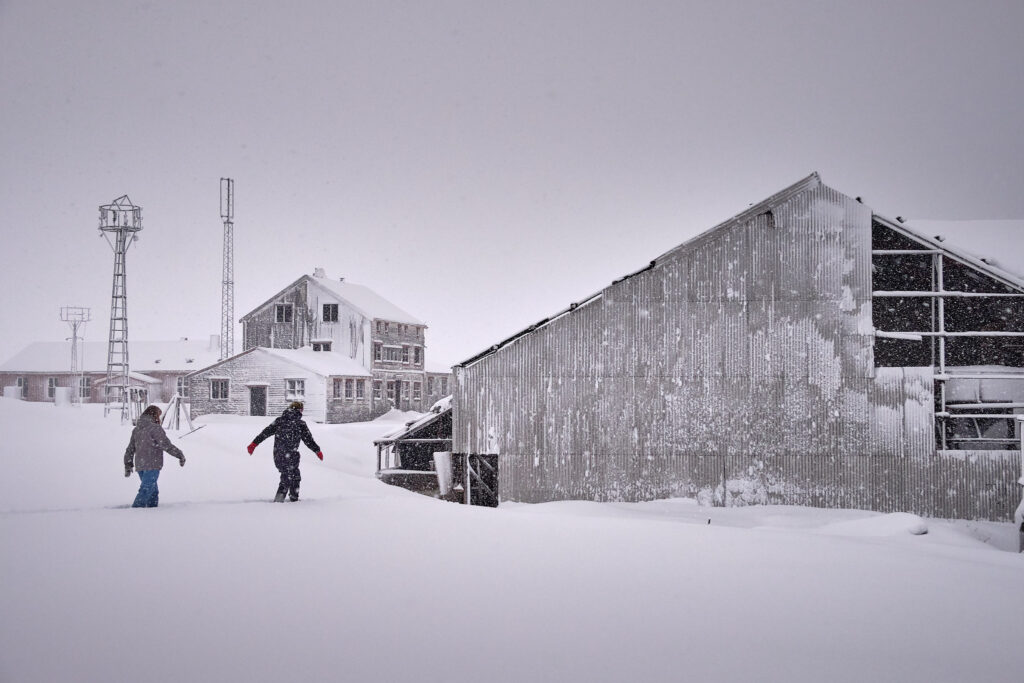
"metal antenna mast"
220,178,234,360
99,195,142,422
60,306,91,405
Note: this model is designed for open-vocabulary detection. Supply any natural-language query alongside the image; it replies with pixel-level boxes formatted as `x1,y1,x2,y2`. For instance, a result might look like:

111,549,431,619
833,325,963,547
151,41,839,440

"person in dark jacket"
247,401,323,502
124,405,186,508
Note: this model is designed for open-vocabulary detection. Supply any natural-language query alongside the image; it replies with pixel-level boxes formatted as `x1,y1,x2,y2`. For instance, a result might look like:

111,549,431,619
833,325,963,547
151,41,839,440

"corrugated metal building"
452,174,1024,520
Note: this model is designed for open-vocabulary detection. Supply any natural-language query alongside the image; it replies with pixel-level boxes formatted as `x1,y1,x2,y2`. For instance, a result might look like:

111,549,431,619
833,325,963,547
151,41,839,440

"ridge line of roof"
455,173,822,369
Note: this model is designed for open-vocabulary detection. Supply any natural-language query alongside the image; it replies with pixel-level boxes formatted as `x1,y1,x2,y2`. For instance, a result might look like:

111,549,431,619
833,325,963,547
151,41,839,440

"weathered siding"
242,283,312,351
189,351,329,423
453,178,1021,520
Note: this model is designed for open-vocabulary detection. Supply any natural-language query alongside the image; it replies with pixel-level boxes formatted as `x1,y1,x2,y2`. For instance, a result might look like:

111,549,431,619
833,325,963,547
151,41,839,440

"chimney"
313,267,326,278
209,334,221,351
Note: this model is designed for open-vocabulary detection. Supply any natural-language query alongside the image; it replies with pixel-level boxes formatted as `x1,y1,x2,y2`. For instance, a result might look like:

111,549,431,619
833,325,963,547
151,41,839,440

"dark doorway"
394,380,402,409
250,386,266,416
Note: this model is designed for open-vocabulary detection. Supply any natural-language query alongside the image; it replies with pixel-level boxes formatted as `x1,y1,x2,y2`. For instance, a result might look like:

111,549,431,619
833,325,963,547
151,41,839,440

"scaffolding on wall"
871,216,1024,451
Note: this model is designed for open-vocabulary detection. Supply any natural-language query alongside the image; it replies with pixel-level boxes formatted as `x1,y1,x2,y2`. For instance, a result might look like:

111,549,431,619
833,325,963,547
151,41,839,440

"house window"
373,380,382,399
176,376,189,398
211,379,229,400
441,377,448,394
383,346,402,362
275,304,293,323
47,377,57,399
323,303,338,323
356,379,364,399
373,343,382,361
428,377,434,394
79,376,92,399
402,381,410,400
402,345,410,363
376,321,384,333
344,379,354,399
413,381,421,400
413,347,421,364
286,379,305,400
333,378,344,398
16,377,26,398
386,380,395,401
312,342,332,352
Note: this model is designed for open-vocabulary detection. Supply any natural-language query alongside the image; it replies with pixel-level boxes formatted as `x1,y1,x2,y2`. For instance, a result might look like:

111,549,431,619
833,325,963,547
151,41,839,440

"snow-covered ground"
1,399,1022,683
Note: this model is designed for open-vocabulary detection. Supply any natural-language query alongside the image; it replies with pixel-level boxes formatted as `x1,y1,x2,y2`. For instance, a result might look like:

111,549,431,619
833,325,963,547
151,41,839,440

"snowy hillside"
1,399,1022,683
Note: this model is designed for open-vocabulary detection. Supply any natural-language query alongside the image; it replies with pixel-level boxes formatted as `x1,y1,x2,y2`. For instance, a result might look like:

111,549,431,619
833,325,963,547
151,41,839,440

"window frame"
322,303,339,323
211,378,230,400
176,376,190,398
79,376,92,399
275,303,294,323
47,377,57,399
373,380,382,400
285,378,305,400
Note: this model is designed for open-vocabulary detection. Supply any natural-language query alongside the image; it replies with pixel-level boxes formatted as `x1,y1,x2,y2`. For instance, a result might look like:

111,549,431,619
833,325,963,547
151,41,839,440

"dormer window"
312,342,332,352
275,304,293,323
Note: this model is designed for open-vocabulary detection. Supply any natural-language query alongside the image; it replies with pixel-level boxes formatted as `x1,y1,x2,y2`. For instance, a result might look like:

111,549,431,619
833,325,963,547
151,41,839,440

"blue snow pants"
132,469,160,508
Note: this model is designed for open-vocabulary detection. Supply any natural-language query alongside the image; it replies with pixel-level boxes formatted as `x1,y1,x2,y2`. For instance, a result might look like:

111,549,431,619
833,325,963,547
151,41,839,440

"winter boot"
274,484,287,503
288,487,299,502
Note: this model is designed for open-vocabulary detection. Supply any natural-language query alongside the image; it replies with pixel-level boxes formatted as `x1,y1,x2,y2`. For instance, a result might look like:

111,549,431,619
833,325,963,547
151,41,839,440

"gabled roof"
185,345,372,378
310,275,424,326
456,173,1024,370
239,272,424,326
0,339,221,373
260,347,372,377
458,173,822,368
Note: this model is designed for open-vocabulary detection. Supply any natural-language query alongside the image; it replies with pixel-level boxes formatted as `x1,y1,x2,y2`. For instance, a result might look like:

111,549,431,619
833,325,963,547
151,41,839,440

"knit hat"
288,401,304,412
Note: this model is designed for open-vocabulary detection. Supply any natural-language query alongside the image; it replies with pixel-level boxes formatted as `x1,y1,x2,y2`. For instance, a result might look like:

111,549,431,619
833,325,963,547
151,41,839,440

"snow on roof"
904,219,1024,286
259,347,372,377
94,371,162,385
375,395,452,443
309,274,424,326
0,339,222,373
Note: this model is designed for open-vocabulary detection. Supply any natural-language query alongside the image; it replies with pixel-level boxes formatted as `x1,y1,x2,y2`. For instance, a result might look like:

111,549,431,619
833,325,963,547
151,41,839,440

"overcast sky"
2,0,1023,368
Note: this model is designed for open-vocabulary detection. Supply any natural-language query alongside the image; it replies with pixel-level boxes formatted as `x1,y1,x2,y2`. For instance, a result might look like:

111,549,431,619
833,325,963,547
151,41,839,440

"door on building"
250,386,266,416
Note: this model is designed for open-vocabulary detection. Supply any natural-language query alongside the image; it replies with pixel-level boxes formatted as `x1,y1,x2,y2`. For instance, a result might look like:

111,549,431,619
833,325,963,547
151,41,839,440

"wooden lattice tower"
99,195,142,421
220,178,235,360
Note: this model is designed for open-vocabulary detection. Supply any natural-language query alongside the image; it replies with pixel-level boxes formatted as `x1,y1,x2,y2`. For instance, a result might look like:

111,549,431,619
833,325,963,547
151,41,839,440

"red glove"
247,443,256,455
316,451,324,461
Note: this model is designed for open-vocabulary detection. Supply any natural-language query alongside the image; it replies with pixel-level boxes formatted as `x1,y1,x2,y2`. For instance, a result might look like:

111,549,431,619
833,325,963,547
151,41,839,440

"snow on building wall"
453,174,1023,521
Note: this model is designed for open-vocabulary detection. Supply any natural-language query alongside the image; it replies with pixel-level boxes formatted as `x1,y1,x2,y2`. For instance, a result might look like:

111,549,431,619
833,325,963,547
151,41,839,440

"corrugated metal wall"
453,178,1021,520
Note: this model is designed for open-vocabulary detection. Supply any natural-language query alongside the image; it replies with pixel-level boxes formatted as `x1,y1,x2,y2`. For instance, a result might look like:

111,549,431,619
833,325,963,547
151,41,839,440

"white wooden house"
188,270,452,423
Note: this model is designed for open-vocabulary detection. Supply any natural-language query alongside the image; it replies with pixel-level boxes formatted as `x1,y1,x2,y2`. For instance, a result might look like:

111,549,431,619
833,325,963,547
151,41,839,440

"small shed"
374,397,498,506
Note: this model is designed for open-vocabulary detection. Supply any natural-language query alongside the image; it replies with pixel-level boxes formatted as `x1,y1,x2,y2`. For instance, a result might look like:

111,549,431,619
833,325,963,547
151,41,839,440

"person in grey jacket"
124,405,186,508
